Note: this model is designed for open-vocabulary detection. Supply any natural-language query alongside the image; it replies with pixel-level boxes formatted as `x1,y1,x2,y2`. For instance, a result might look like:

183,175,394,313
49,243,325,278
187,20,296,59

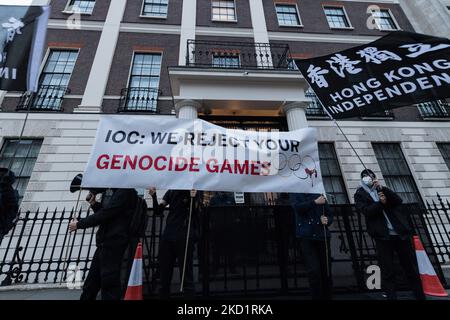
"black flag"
296,31,450,119
0,5,50,92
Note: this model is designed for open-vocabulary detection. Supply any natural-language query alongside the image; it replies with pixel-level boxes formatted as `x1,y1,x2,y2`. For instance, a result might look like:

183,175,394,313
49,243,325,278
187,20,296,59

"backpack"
129,195,149,239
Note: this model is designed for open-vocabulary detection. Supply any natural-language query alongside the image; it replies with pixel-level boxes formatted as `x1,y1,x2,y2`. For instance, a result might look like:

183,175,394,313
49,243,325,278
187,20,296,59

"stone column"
175,99,202,119
283,101,309,130
76,0,127,112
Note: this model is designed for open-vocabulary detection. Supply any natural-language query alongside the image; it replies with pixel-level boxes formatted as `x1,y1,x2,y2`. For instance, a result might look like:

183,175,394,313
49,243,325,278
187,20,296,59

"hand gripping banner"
82,115,325,194
296,31,450,119
0,5,50,92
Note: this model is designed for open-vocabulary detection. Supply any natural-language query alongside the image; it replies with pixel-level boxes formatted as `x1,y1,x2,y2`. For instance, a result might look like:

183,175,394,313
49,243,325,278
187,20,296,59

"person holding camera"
354,169,425,300
289,193,333,300
149,188,200,299
69,188,138,300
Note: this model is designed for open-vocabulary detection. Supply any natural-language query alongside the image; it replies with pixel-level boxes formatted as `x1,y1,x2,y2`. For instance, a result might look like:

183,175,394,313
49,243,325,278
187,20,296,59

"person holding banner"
149,188,201,299
69,188,139,300
290,193,333,300
354,169,425,300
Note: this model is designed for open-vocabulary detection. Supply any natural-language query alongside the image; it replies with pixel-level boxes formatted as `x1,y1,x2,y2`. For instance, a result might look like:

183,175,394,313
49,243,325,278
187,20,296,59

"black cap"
360,169,376,179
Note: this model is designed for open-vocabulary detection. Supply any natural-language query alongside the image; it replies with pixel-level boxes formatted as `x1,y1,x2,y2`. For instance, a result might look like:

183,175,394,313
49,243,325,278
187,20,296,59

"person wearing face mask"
354,169,425,300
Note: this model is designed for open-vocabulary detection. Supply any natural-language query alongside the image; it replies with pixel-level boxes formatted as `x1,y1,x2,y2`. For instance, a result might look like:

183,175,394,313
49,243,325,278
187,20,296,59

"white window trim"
63,0,96,16
322,5,354,30
371,8,401,32
140,0,169,19
38,47,80,89
211,0,238,23
126,51,164,90
274,3,304,28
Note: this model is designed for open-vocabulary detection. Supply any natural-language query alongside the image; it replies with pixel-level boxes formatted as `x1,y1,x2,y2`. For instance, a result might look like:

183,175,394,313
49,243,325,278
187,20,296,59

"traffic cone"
124,242,143,300
413,236,448,297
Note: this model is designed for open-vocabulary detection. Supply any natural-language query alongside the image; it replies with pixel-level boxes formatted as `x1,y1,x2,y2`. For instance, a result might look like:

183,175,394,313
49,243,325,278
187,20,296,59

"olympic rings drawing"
272,154,318,183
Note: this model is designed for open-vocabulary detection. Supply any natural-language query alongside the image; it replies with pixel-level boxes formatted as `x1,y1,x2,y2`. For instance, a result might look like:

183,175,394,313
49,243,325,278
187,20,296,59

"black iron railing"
362,110,395,119
186,40,294,70
418,100,450,119
118,87,162,113
305,90,327,117
17,85,70,111
1,195,449,297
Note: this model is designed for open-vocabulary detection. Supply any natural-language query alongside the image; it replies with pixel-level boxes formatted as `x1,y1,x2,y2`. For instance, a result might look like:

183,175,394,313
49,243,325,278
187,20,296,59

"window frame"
125,51,163,111
0,139,43,203
140,0,169,19
371,8,400,31
63,0,96,15
31,48,79,110
437,143,450,172
274,3,303,28
211,0,238,23
318,142,350,204
322,5,353,30
212,54,241,68
372,142,424,205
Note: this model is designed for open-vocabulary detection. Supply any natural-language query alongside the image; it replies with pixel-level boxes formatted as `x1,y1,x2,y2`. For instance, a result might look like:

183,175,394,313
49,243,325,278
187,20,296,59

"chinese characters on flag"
296,31,450,119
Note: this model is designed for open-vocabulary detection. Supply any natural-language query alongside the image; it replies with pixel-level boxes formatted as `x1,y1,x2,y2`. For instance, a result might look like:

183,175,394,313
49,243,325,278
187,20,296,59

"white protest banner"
82,115,324,193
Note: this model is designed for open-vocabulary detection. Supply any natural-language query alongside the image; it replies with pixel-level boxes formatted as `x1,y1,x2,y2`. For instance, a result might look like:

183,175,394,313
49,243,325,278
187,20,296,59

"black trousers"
300,238,332,300
159,238,195,299
80,244,127,300
375,236,425,300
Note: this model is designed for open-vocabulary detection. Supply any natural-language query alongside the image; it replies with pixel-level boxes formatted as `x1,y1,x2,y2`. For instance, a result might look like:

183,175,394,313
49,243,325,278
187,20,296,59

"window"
142,0,169,18
212,55,240,68
323,6,351,29
275,4,301,26
66,0,96,14
34,50,78,110
437,143,450,172
212,0,237,22
126,53,162,111
319,143,349,204
0,139,43,203
418,100,450,119
371,9,398,31
306,89,327,117
372,143,422,204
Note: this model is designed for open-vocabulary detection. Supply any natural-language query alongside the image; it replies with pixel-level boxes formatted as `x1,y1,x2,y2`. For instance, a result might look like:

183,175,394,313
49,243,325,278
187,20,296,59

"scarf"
360,180,379,202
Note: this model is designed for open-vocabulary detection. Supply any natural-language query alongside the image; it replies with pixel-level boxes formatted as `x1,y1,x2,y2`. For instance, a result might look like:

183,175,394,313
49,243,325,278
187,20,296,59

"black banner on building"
296,31,450,119
0,5,50,92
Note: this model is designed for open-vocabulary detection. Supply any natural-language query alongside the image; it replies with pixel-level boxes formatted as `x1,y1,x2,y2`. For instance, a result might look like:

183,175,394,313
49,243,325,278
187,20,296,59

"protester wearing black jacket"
69,188,138,300
290,193,333,300
354,169,425,300
0,168,19,243
149,187,200,299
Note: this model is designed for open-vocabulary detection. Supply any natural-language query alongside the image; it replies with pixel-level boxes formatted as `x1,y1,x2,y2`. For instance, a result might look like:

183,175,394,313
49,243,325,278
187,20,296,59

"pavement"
0,284,449,300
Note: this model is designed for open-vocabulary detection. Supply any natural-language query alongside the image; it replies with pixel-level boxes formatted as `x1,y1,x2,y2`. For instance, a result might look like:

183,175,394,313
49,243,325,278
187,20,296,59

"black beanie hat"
360,169,376,179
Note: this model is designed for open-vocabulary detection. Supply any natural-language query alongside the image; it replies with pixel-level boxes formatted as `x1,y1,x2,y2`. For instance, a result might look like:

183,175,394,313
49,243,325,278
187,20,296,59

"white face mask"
362,176,374,187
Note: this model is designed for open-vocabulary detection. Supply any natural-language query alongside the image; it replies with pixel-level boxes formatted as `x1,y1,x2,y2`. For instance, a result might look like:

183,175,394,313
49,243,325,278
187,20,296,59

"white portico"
169,67,310,130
